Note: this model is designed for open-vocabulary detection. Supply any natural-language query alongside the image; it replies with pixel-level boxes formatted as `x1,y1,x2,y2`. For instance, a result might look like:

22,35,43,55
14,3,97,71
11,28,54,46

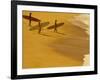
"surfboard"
23,15,40,22
29,22,50,30
47,23,64,29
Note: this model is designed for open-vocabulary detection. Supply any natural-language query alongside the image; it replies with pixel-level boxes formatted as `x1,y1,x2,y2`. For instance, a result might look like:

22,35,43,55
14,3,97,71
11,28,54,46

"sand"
22,11,90,68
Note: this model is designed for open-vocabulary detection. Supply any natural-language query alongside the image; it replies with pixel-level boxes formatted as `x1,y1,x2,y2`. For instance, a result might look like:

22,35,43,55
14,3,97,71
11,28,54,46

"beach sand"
22,11,90,68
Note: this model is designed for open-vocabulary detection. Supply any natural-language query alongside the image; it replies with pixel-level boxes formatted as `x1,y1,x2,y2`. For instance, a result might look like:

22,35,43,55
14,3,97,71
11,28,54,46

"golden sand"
22,11,90,68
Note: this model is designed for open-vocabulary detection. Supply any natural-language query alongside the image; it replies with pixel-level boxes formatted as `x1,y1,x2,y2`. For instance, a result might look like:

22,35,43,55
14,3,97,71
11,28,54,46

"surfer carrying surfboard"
54,20,57,32
47,20,64,32
23,12,40,27
38,21,41,34
29,13,32,26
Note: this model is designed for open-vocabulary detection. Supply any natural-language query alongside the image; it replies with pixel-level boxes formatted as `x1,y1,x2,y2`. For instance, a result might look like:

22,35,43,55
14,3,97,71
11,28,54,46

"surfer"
29,13,32,26
38,21,41,34
47,20,64,33
54,20,57,32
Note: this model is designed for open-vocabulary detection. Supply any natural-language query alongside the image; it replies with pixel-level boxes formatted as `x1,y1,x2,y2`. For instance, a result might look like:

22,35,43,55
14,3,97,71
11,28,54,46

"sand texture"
22,11,90,68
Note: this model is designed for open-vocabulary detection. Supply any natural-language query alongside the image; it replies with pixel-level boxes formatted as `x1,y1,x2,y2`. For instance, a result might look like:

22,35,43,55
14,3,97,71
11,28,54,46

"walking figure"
29,13,32,26
38,21,41,34
54,20,57,32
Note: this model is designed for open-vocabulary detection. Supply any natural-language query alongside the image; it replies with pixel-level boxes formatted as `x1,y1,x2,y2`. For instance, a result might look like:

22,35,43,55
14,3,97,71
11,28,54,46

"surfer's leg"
55,28,57,32
54,26,57,32
29,13,32,27
38,27,41,34
56,28,57,32
54,20,57,32
38,21,41,34
29,19,31,26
